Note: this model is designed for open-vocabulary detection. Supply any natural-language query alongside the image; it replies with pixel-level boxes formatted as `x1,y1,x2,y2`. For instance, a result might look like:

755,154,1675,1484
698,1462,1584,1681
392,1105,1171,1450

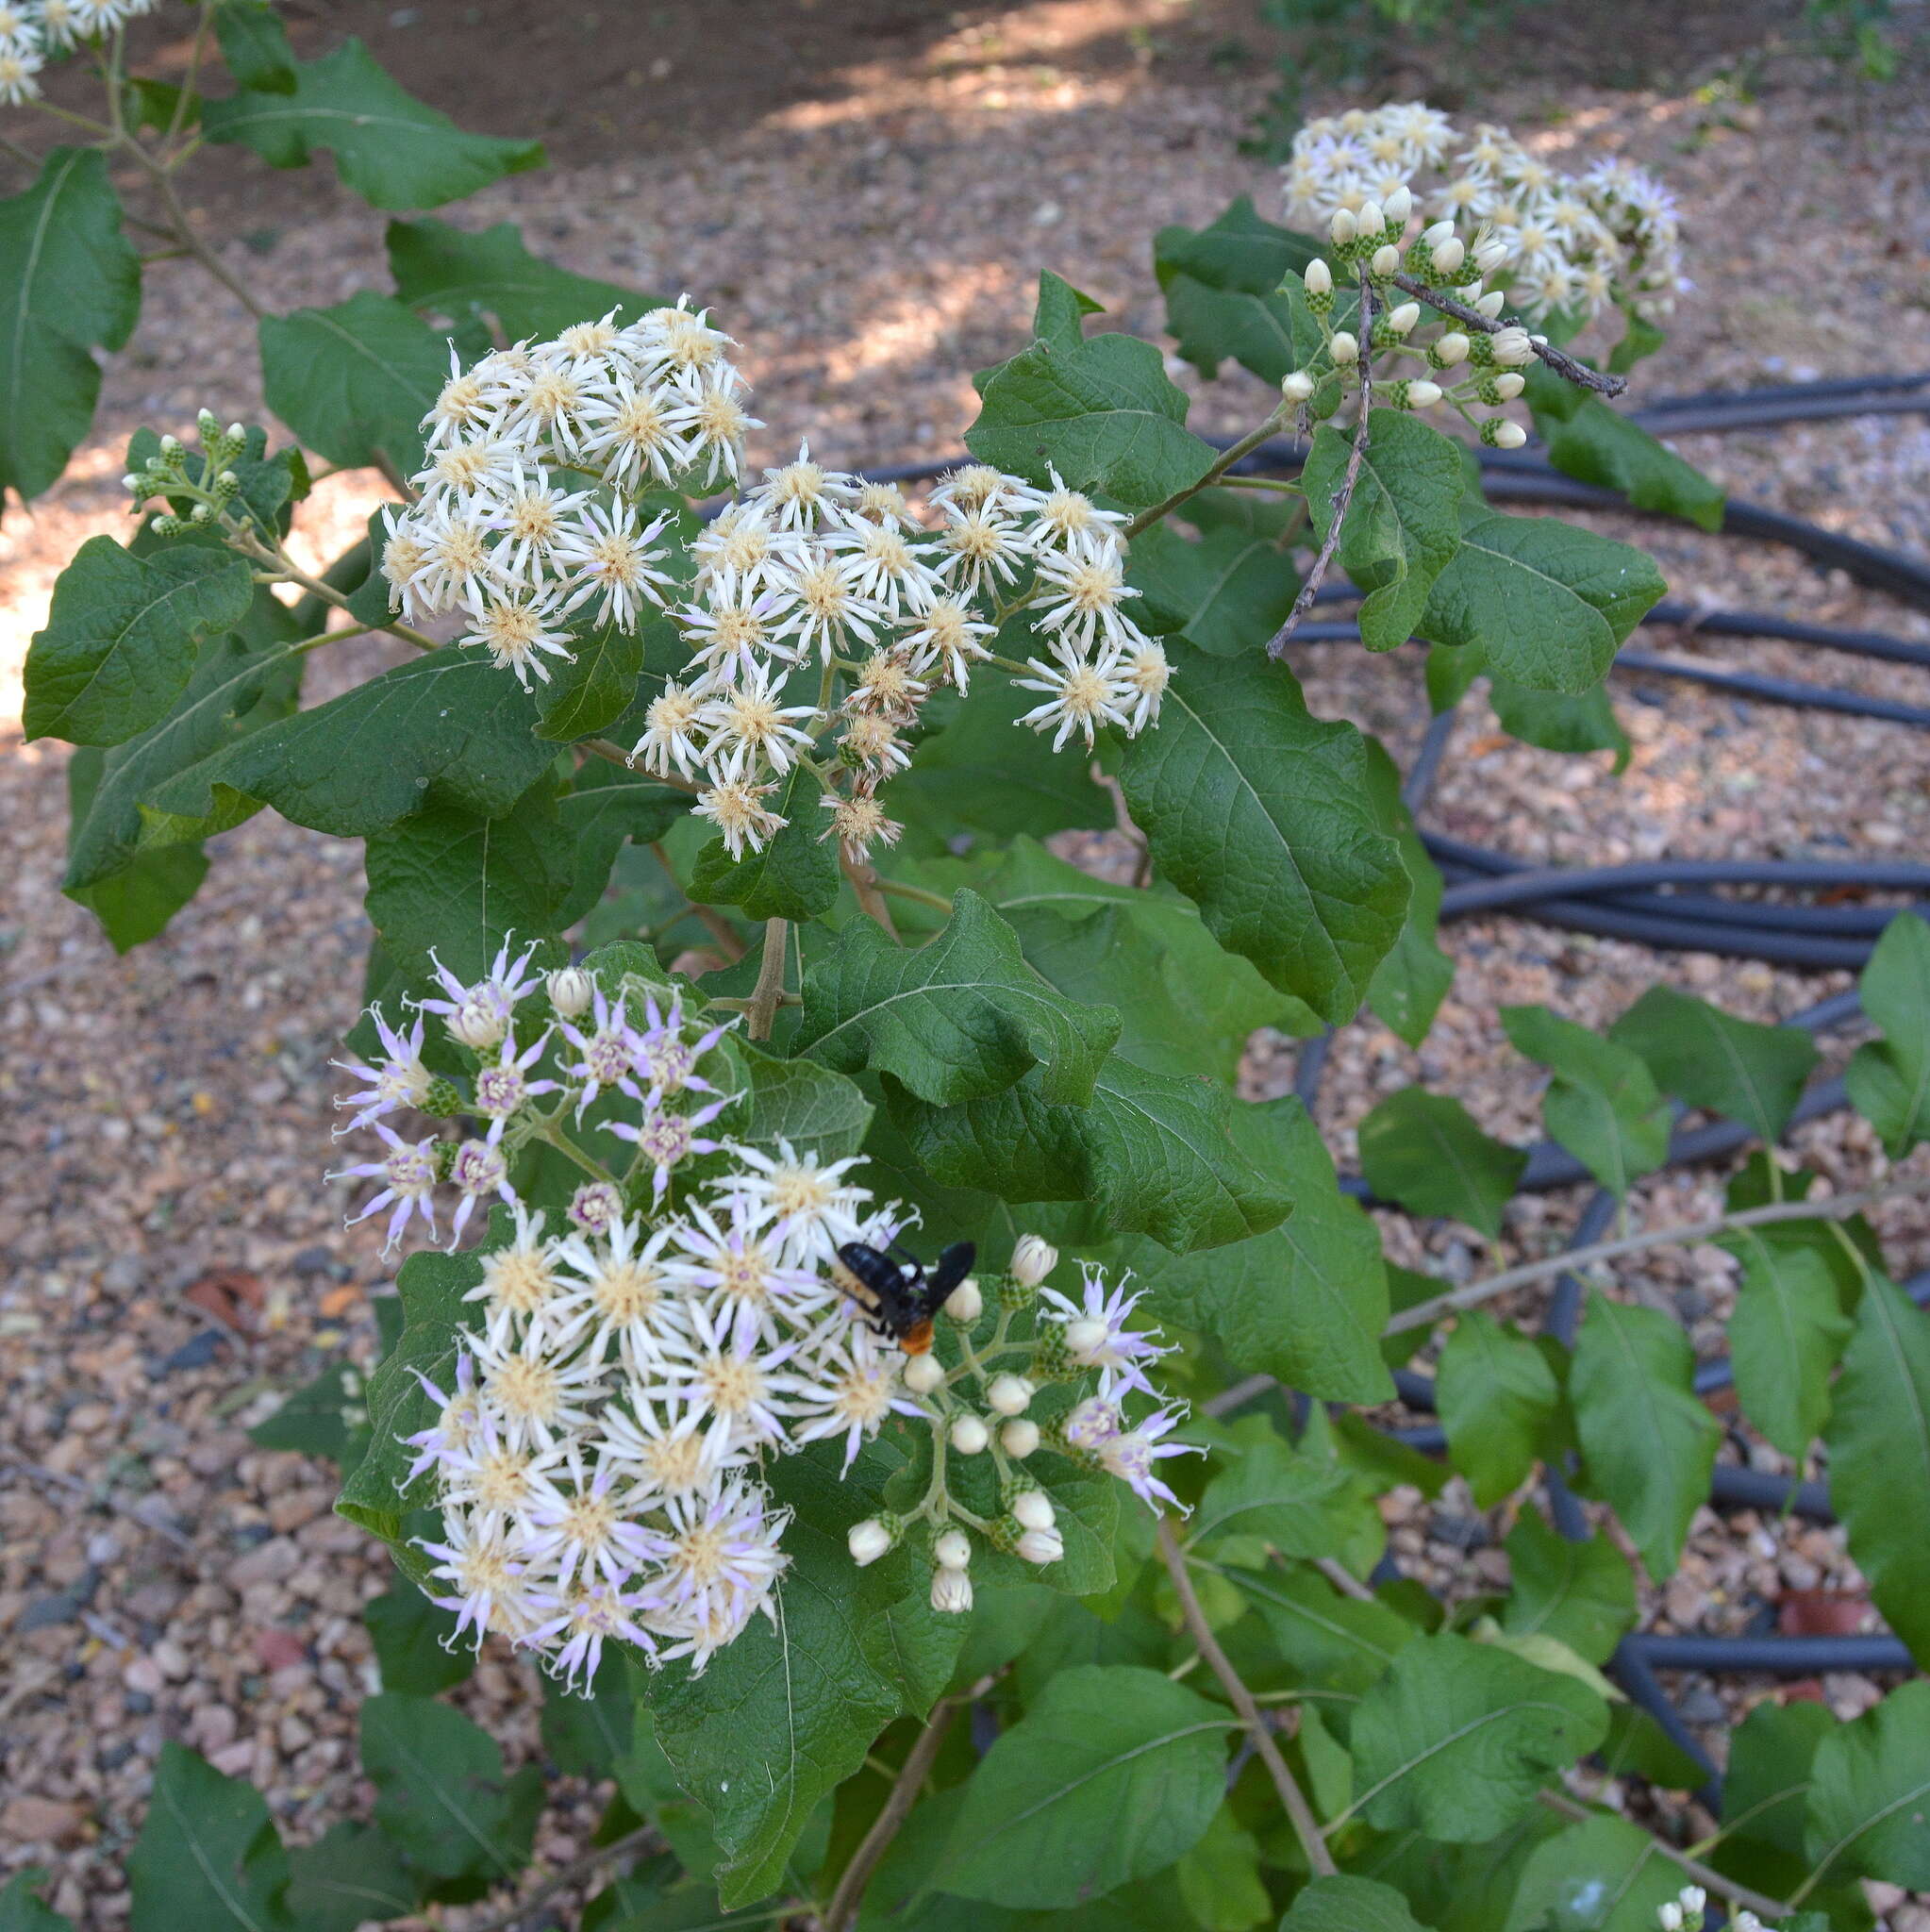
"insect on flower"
831,1240,977,1355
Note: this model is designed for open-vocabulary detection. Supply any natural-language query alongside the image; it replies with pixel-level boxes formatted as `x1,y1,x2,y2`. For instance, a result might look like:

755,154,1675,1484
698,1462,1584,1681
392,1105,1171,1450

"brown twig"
648,842,746,960
1538,1792,1790,1920
1156,1519,1338,1877
1268,271,1375,659
1389,273,1628,398
1124,398,1295,540
841,849,900,941
129,146,267,320
459,1824,658,1932
746,919,790,1041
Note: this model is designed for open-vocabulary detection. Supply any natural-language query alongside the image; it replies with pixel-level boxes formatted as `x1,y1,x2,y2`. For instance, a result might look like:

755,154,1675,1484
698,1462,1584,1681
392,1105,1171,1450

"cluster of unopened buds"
325,947,1195,1684
0,0,158,106
844,1232,1199,1617
122,412,253,535
1283,102,1685,325
1657,1887,1708,1932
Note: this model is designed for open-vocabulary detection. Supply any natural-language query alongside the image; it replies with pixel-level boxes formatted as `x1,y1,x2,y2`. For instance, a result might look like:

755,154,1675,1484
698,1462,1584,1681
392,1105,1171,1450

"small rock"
158,1331,226,1374
121,1656,164,1696
19,1576,96,1631
209,1740,256,1778
226,1537,300,1590
1430,1514,1489,1551
290,1246,337,1278
1,1795,88,1846
101,1255,144,1294
255,1627,308,1673
1676,1686,1728,1725
189,1704,238,1753
278,1714,315,1753
267,1488,331,1534
152,1638,191,1681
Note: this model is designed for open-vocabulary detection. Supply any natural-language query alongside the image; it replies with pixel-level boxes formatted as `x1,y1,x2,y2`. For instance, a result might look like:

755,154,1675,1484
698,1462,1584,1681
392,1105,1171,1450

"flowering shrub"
8,8,1930,1931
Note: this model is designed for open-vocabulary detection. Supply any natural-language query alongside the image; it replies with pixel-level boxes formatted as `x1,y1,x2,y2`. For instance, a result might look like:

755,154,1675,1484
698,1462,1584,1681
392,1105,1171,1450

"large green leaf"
1361,741,1454,1051
1501,1510,1635,1667
1417,512,1665,694
1720,1228,1852,1458
65,747,212,952
204,41,542,208
24,540,253,747
364,1576,473,1696
690,763,840,924
1524,366,1724,533
283,1823,416,1931
1711,1702,1836,1905
1570,1294,1721,1578
1502,1005,1670,1197
388,216,653,340
0,148,141,503
1356,1088,1525,1237
932,1666,1232,1907
1116,643,1410,1024
795,889,1119,1107
1189,1424,1369,1561
1125,489,1301,658
1303,410,1466,653
727,1042,873,1165
1133,1096,1391,1403
556,761,690,926
541,1648,634,1778
149,649,553,838
1153,195,1323,385
1609,985,1818,1143
1279,1875,1433,1932
1436,1311,1561,1507
126,1741,293,1931
965,274,1215,508
1502,1812,1685,1932
886,1049,1293,1254
213,1,296,93
1805,1679,1930,1890
1238,1562,1416,1694
1826,1274,1930,1667
258,291,447,474
1348,1633,1608,1842
360,1693,541,1883
1846,912,1930,1156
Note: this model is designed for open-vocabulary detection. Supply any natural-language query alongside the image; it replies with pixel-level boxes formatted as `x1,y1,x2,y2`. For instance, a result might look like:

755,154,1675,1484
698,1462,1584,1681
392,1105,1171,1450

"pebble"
225,1538,301,1591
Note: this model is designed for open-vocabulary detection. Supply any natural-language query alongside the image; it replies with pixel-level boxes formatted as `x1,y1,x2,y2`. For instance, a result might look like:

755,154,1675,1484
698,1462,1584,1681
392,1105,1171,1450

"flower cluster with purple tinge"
326,948,1197,1689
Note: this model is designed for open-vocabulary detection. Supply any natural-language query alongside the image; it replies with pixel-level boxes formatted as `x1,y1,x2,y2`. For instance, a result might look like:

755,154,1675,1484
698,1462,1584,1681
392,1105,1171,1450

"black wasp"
832,1240,976,1355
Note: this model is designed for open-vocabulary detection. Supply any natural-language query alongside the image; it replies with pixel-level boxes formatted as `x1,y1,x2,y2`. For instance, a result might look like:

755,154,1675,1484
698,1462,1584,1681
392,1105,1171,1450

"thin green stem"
166,0,214,148
534,1123,616,1187
1537,1792,1790,1919
30,98,117,136
870,874,954,914
1213,475,1306,495
1123,399,1294,540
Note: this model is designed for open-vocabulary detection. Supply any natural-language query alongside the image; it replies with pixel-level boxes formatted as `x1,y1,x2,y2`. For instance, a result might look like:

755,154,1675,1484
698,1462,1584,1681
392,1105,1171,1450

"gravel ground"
4,4,1930,1922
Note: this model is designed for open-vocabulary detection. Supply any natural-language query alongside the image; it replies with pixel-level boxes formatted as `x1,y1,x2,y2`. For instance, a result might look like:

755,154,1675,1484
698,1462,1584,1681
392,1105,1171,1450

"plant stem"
1537,1792,1790,1919
534,1123,616,1187
1389,274,1629,397
129,143,267,318
1383,1178,1929,1337
1124,399,1294,540
166,0,214,149
582,741,702,794
842,849,900,940
870,874,955,914
1156,1519,1337,1878
746,919,790,1041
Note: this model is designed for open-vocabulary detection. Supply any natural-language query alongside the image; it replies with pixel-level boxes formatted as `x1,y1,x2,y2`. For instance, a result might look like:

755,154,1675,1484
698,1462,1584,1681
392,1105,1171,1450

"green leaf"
557,761,690,924
1348,1632,1608,1842
0,1871,72,1932
1717,1699,1835,1899
247,1359,366,1466
365,1574,473,1695
1502,1811,1686,1932
150,648,554,838
795,889,1120,1107
1238,1562,1416,1694
1609,985,1818,1143
1133,1096,1391,1403
1826,1274,1930,1668
1571,1294,1721,1578
531,613,649,741
1502,1511,1635,1667
0,148,141,504
1524,366,1724,532
258,291,448,474
1356,1088,1525,1237
886,1049,1292,1254
284,1822,417,1931
542,1647,633,1776
1116,642,1410,1024
1501,1005,1670,1197
1153,196,1323,385
204,41,543,209
1436,1311,1561,1507
1720,1228,1853,1457
389,217,655,340
1175,1806,1271,1932
24,540,253,747
360,1692,541,1883
127,1741,293,1931
1278,1875,1433,1932
1489,673,1631,770
1361,737,1454,1050
1190,1425,1371,1562
1417,511,1666,694
363,782,574,981
1303,410,1466,653
1607,309,1666,375
690,764,840,924
213,0,296,93
1125,520,1296,660
932,1666,1232,1907
966,275,1215,508
64,776,210,951
727,1042,873,1166
1805,1678,1930,1890
1846,912,1930,1156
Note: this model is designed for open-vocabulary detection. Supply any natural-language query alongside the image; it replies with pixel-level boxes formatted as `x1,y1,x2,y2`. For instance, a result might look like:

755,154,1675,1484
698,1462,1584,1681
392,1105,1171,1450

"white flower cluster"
325,956,1197,1678
1656,1886,1708,1932
0,0,158,99
1284,103,1685,323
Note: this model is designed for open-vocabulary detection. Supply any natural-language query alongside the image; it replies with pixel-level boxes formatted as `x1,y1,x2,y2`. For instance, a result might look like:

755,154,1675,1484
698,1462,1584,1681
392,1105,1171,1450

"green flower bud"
421,1075,464,1118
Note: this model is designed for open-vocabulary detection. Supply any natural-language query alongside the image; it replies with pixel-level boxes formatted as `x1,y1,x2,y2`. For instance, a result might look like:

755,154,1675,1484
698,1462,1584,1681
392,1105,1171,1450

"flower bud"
1064,1318,1108,1360
1492,371,1525,400
1010,1490,1056,1531
1394,380,1442,408
1492,326,1533,366
197,408,219,438
1474,289,1506,317
1017,1527,1064,1565
1001,1418,1040,1458
934,1528,972,1571
1280,369,1315,405
421,1075,463,1118
159,434,182,458
1303,258,1332,298
1371,243,1401,278
902,1352,945,1395
949,1413,990,1456
1329,331,1359,367
1010,1234,1057,1288
987,1374,1035,1417
1482,419,1528,449
1386,302,1420,335
1431,236,1466,276
1422,219,1456,248
848,1518,895,1566
931,1567,973,1614
1382,185,1411,228
226,423,244,445
1356,201,1384,239
942,1276,983,1324
1472,240,1509,276
123,472,142,494
547,966,594,1018
1327,208,1356,247
448,996,508,1052
1430,331,1470,370
1658,1909,1682,1932
190,502,212,522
